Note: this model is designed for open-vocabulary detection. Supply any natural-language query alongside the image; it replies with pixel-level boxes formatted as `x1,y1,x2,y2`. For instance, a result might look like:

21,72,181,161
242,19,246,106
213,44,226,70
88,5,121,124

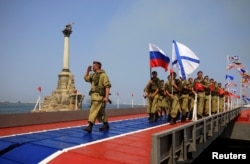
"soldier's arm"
151,88,159,97
105,87,110,99
172,80,182,92
164,90,173,98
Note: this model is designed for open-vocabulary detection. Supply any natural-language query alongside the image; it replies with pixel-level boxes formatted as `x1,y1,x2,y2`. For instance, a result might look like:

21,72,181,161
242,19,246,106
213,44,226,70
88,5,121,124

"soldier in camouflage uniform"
194,71,206,119
145,71,161,123
217,83,225,112
164,72,182,124
210,79,218,114
83,61,111,133
187,77,195,120
203,75,211,117
180,78,191,122
158,80,168,117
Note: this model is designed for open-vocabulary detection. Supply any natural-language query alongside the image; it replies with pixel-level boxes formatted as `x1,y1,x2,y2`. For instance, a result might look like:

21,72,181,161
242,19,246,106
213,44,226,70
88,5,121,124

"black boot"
170,117,176,125
167,114,171,122
176,111,181,120
188,112,193,120
181,113,187,122
83,122,93,133
148,113,151,121
149,113,154,123
154,112,159,122
99,122,110,131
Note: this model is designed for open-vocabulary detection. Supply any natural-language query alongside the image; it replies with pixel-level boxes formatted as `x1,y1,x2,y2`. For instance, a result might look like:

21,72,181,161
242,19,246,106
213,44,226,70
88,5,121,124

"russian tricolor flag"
149,43,170,71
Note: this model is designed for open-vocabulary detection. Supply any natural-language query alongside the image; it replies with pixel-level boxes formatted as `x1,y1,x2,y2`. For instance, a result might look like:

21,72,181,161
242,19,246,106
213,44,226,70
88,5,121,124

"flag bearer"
165,72,182,124
158,80,168,117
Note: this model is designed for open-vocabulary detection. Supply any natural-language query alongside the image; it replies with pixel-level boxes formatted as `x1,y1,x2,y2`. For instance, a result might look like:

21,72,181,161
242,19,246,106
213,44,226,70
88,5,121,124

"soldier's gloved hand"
87,66,92,72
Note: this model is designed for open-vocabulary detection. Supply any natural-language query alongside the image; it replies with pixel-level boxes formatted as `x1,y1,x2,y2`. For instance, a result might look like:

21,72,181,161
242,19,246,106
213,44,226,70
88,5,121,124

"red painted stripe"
48,121,189,164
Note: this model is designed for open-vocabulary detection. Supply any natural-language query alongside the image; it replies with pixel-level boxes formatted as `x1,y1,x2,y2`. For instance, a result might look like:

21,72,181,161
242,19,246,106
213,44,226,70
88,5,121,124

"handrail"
151,107,241,164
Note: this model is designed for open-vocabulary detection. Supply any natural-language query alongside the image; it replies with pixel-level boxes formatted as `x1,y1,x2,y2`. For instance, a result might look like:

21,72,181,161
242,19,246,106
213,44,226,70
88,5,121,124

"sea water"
0,103,145,114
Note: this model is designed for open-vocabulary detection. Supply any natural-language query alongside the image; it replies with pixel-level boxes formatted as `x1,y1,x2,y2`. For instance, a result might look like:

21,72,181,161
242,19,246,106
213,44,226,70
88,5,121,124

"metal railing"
151,107,241,164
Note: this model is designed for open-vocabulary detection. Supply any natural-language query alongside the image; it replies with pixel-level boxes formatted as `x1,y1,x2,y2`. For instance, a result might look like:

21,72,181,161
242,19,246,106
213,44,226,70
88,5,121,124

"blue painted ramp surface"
0,116,169,163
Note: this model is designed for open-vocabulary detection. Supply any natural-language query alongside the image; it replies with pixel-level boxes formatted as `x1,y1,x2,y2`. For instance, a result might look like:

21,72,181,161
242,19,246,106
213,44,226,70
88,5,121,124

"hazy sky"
0,0,250,104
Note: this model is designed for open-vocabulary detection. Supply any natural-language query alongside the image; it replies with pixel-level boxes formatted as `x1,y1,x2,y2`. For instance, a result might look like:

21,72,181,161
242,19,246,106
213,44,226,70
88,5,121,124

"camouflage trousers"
197,92,205,116
204,94,211,115
219,97,224,112
180,94,189,114
147,94,159,113
158,95,168,109
188,95,194,113
169,94,180,118
211,96,218,113
88,100,108,124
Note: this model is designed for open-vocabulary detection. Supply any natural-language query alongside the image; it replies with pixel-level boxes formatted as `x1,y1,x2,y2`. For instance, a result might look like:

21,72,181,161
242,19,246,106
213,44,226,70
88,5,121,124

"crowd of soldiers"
144,70,227,125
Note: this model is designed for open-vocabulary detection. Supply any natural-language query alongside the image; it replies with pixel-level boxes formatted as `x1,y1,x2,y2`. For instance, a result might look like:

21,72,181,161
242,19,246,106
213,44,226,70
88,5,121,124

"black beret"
93,61,102,66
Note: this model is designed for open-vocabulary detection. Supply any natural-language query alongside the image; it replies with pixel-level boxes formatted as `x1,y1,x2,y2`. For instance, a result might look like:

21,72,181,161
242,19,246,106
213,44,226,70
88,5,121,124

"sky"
0,0,250,104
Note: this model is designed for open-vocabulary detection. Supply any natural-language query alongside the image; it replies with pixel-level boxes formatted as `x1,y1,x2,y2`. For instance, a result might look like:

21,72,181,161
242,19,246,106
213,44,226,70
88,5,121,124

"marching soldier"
210,80,218,114
165,72,182,124
83,61,111,133
217,83,225,112
180,78,192,121
203,75,211,116
158,80,168,117
194,71,206,119
187,77,195,120
145,71,161,122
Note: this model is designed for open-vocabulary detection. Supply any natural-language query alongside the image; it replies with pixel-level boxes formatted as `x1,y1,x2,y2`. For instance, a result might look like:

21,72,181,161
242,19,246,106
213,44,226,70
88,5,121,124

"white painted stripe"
0,116,146,138
39,121,170,164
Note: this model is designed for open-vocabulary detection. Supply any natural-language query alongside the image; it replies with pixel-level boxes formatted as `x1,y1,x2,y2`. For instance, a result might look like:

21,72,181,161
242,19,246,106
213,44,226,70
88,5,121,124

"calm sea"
0,103,145,114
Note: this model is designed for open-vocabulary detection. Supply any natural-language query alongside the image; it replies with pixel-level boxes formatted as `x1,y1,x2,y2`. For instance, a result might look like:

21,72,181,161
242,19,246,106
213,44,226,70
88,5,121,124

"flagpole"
39,94,41,111
240,76,242,107
131,93,134,108
117,93,119,109
226,56,230,110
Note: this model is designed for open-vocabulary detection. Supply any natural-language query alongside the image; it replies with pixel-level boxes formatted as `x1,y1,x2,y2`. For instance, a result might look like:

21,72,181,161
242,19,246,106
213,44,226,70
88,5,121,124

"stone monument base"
40,70,84,112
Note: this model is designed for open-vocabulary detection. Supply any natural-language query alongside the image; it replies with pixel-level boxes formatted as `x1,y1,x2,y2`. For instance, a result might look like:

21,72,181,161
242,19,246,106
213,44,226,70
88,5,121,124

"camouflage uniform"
165,74,182,124
203,78,211,116
187,79,195,120
217,84,225,112
211,82,219,114
194,77,206,118
158,80,168,116
85,70,111,124
146,76,161,122
180,79,190,121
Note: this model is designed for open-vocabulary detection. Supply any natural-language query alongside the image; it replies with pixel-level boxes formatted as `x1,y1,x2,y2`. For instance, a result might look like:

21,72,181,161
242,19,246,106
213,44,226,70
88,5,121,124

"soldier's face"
198,72,203,78
152,73,157,78
92,63,98,72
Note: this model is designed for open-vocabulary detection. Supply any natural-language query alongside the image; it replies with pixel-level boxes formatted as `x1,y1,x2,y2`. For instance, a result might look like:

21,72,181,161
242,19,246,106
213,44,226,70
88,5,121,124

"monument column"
62,24,73,72
39,23,84,112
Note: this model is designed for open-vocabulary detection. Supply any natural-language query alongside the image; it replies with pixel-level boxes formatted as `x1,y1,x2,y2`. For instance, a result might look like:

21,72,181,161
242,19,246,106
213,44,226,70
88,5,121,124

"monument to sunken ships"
40,24,84,111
